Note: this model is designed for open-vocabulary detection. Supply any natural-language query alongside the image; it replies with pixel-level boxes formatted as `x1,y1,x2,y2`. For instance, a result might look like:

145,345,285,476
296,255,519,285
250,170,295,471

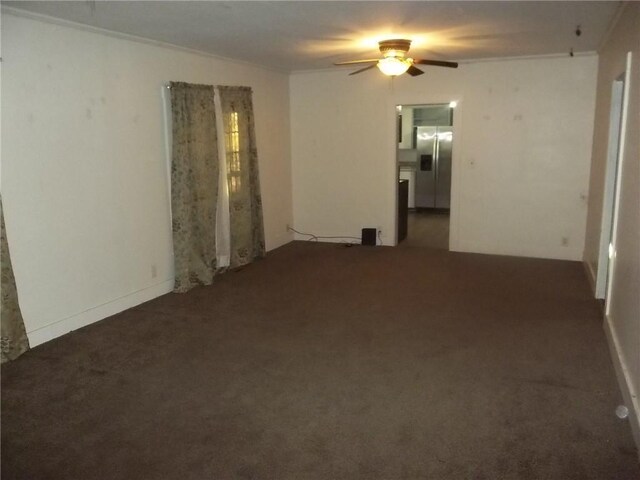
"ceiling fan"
334,39,458,77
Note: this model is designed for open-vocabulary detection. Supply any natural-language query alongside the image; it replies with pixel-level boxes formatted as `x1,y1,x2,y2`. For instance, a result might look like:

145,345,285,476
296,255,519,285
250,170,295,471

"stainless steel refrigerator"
414,126,453,209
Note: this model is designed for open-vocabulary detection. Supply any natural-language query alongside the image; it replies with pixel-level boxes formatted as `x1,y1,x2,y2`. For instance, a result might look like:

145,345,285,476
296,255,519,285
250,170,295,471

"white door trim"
595,52,632,301
604,53,632,312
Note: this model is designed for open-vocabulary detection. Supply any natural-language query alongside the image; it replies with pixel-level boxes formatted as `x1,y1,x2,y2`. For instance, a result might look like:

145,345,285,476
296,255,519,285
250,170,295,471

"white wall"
290,55,597,260
2,11,293,345
583,3,640,450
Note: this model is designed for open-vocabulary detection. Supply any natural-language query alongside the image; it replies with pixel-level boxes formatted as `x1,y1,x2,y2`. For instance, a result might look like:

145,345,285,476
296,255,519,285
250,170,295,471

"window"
226,111,241,193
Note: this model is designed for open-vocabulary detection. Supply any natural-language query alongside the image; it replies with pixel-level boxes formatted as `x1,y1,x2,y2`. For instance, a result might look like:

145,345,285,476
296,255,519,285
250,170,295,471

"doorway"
596,57,631,305
396,103,455,249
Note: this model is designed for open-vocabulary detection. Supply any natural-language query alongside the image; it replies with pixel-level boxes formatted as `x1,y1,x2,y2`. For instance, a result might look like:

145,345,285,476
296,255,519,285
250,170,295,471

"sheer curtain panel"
214,87,231,269
169,82,220,293
218,86,265,267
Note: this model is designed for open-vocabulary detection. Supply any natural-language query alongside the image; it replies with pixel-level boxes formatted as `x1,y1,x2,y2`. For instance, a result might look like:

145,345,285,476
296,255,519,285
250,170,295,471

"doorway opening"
396,103,455,249
596,60,630,305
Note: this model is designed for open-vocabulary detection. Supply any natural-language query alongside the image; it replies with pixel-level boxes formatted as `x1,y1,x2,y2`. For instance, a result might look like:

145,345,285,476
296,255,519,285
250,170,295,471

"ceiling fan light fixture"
377,57,412,76
382,49,405,59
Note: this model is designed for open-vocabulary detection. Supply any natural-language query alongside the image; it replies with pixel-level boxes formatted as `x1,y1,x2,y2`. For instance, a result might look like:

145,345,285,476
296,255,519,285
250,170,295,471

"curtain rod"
164,83,252,91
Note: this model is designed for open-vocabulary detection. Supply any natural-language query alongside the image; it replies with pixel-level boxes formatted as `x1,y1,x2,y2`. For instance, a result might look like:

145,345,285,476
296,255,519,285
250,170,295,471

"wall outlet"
286,224,291,233
561,237,569,247
151,264,158,278
375,227,383,246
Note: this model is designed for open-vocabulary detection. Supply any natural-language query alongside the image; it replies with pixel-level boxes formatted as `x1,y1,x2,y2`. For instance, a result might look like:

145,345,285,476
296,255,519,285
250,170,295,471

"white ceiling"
4,1,621,72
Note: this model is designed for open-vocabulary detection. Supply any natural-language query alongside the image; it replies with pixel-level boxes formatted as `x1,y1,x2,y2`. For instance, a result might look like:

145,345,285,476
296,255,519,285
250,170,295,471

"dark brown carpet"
2,241,638,479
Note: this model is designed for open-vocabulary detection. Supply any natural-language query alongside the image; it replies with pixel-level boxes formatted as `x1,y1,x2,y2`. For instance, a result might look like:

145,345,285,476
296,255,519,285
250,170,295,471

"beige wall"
290,55,597,260
2,12,293,344
583,2,640,448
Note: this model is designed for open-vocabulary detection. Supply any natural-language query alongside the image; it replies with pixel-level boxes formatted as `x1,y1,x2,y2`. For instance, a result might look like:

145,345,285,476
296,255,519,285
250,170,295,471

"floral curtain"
218,86,265,268
1,196,30,363
170,82,219,293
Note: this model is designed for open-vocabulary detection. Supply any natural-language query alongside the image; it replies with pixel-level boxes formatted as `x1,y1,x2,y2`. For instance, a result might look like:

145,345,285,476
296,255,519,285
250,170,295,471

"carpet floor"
2,241,638,479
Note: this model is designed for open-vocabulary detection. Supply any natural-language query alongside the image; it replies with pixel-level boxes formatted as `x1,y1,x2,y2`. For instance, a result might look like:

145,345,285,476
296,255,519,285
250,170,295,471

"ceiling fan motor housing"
379,39,412,58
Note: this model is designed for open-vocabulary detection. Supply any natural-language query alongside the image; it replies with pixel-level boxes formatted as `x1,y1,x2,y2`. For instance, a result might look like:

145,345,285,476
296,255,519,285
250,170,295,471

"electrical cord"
287,226,318,241
287,226,361,243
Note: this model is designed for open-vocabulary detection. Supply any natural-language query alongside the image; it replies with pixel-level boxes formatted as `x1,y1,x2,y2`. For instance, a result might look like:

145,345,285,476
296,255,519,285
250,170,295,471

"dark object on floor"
361,227,377,246
398,180,408,243
2,242,638,479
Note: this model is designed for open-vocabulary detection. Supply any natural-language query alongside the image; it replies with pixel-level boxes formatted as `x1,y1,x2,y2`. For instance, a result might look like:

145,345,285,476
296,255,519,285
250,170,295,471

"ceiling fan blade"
407,65,424,77
414,59,459,68
349,64,377,76
334,59,379,66
417,48,450,60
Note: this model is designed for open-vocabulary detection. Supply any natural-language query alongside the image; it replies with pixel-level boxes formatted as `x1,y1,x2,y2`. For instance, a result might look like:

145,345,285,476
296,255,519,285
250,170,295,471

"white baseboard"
26,279,174,347
603,315,640,458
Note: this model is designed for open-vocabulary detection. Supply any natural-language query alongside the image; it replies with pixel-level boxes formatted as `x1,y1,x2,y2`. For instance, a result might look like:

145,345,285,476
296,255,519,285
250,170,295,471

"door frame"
392,100,462,248
595,54,631,303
